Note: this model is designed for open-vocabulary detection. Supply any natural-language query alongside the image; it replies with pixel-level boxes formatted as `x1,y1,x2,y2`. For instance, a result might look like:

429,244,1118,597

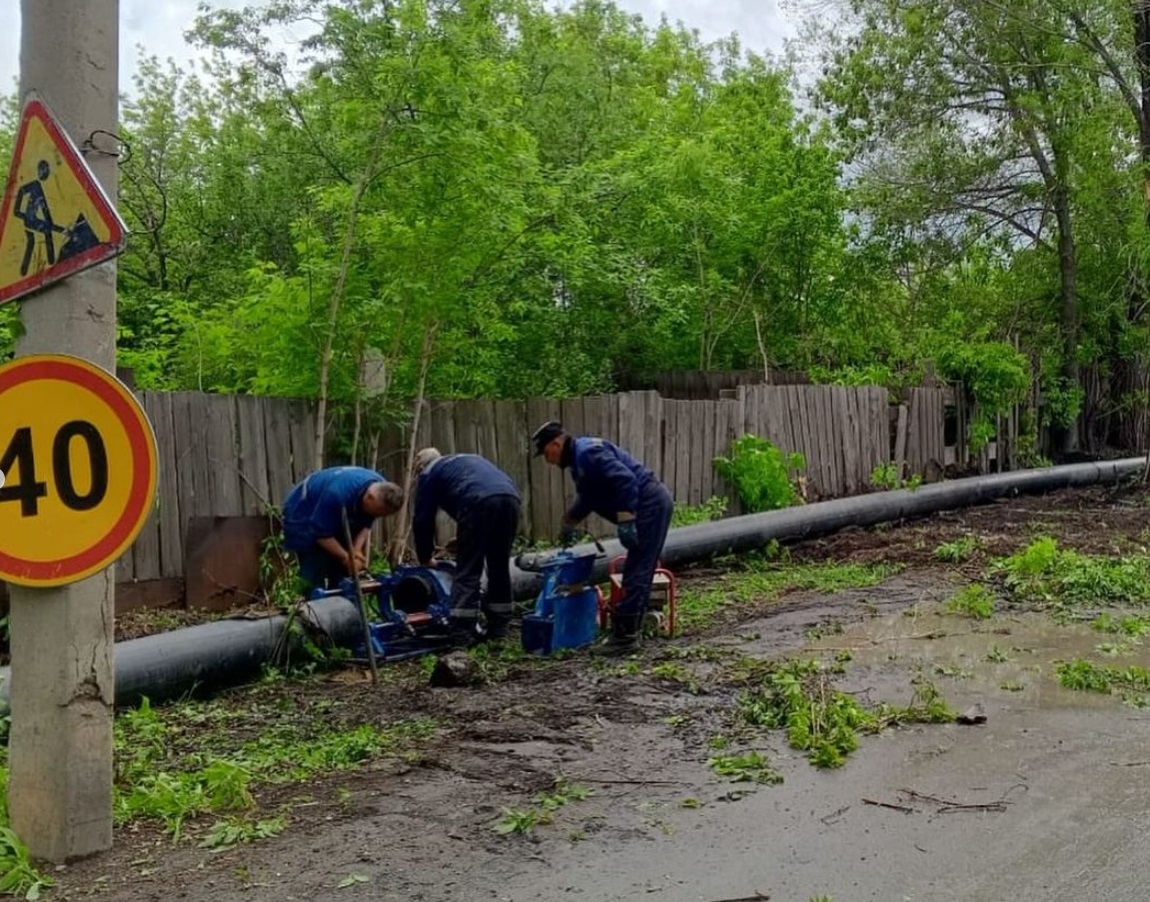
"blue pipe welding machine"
518,549,602,656
308,564,458,662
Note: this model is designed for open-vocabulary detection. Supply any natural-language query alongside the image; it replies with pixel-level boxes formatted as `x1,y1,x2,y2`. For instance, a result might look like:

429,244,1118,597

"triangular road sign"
0,94,128,306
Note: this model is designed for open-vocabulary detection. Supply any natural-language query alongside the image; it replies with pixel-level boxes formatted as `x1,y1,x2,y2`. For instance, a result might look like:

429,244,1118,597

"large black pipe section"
0,596,364,714
0,457,1142,716
510,457,1147,597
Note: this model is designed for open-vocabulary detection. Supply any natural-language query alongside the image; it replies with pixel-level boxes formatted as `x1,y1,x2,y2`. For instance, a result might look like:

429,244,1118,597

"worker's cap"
531,420,565,455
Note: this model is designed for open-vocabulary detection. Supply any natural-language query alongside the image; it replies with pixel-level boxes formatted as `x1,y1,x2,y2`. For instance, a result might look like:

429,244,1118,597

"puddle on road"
804,608,1150,711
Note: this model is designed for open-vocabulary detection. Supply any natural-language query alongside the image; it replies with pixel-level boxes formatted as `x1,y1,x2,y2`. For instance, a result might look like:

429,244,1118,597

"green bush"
671,496,728,527
713,435,805,513
870,462,922,491
997,538,1150,610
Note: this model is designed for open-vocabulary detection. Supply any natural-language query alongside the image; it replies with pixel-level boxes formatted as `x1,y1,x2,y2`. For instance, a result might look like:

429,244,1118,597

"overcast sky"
1,0,795,99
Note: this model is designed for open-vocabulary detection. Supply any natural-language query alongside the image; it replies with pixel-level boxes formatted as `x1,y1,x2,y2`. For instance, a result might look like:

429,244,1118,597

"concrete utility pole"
9,0,119,861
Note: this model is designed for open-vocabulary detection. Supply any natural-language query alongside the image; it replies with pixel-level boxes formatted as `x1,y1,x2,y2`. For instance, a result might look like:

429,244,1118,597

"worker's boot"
590,613,641,657
448,615,483,649
482,616,511,643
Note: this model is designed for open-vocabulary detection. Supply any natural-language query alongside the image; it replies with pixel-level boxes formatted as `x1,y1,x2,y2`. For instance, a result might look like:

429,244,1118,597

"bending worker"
532,421,673,655
282,466,404,590
412,449,522,643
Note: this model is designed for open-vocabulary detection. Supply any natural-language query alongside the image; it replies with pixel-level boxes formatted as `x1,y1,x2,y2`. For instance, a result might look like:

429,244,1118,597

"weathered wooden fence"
115,392,317,609
370,384,944,543
615,369,809,399
15,383,958,612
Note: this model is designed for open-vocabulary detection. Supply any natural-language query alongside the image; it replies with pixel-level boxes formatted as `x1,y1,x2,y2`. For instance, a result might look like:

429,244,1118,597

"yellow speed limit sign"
0,355,157,586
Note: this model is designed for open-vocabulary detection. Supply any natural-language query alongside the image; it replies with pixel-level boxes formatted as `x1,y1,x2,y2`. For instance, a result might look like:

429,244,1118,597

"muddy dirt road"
56,487,1150,902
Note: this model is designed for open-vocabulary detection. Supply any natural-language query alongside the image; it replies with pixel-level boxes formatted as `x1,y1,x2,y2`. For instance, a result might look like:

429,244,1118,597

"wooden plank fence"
365,385,953,544
616,368,809,400
117,392,318,589
81,383,960,610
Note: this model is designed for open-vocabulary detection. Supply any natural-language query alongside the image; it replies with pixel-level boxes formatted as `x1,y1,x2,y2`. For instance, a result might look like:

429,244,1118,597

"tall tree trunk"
1135,0,1150,478
1052,183,1080,455
387,321,439,565
313,116,390,472
349,337,366,466
752,308,771,384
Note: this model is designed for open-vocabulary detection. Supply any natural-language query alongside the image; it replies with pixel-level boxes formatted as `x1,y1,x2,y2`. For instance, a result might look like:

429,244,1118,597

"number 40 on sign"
0,355,157,587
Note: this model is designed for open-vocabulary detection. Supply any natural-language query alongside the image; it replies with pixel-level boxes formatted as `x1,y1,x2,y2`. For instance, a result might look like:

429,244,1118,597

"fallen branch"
862,797,917,815
820,804,851,825
580,778,690,786
701,894,770,902
899,788,1010,813
816,631,959,651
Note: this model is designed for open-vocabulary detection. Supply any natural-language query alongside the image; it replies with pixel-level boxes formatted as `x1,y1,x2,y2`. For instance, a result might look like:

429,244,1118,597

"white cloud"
1,0,792,103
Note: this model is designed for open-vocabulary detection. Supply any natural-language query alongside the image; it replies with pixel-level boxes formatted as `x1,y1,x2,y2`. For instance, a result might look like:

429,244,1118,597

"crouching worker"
412,448,522,644
532,421,673,656
282,466,404,591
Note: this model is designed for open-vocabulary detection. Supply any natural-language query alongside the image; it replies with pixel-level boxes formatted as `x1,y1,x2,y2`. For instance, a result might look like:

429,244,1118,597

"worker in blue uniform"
282,466,405,590
532,421,673,655
412,448,522,643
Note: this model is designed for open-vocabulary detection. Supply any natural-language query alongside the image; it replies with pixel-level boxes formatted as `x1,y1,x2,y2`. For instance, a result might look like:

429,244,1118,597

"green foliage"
671,496,729,528
535,778,593,811
713,435,805,513
707,751,783,785
934,537,983,563
0,828,52,901
936,341,1030,453
944,584,996,620
996,539,1150,612
737,660,954,768
1056,659,1150,704
0,745,53,899
676,560,898,631
113,695,438,841
259,524,305,611
870,462,922,492
1092,613,1150,637
201,816,286,851
494,808,550,836
24,0,1150,448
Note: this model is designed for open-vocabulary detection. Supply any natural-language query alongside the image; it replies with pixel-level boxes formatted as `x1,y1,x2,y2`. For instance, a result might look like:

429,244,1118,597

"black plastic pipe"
510,457,1147,596
0,457,1142,715
0,596,365,713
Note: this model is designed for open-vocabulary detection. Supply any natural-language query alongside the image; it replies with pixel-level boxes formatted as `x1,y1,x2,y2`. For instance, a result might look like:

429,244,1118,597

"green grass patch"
1056,658,1150,698
113,694,439,842
996,538,1150,614
1092,612,1150,637
735,659,955,769
671,496,729,527
944,584,996,620
201,815,286,851
0,752,54,899
494,777,592,837
678,560,899,632
934,536,984,563
707,750,783,784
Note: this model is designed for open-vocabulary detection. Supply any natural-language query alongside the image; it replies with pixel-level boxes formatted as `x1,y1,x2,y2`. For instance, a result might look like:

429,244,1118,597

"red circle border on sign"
0,357,154,583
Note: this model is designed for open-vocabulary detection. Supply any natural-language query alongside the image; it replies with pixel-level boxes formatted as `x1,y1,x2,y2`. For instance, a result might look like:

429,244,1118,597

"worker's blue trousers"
618,480,674,616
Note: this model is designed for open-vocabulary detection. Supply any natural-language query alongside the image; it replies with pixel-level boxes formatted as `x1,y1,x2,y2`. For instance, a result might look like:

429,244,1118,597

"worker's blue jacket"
567,437,656,523
413,454,520,563
282,466,385,553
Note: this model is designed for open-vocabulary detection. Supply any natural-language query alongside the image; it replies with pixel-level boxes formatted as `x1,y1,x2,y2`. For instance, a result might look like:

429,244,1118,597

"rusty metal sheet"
184,516,273,611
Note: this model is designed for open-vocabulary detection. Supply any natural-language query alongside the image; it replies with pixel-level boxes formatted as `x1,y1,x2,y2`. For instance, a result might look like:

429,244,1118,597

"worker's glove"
560,525,580,548
617,520,639,551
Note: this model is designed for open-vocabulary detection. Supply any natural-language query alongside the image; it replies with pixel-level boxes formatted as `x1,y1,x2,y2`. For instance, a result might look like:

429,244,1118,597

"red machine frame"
599,555,677,637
